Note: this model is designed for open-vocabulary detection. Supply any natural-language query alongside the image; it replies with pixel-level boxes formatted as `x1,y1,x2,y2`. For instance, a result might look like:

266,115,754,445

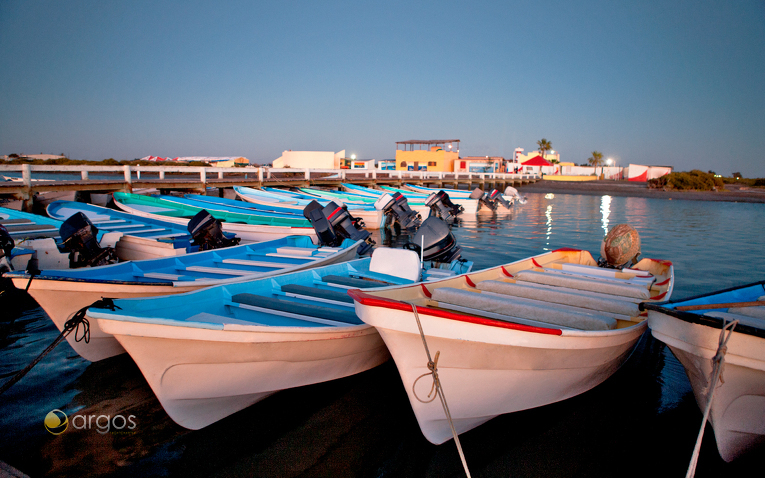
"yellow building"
395,140,460,172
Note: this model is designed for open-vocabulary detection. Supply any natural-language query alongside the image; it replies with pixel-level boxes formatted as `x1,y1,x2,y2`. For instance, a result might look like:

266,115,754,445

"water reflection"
545,205,553,250
601,195,612,236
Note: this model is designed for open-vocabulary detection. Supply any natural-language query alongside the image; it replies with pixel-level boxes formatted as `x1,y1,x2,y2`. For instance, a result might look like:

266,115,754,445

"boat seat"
220,258,294,268
705,311,765,330
477,280,640,317
182,266,257,276
8,230,61,239
534,266,655,288
432,287,617,331
280,284,354,303
230,293,361,324
3,224,58,232
0,218,33,225
321,275,392,288
266,252,323,260
728,296,765,319
515,270,651,300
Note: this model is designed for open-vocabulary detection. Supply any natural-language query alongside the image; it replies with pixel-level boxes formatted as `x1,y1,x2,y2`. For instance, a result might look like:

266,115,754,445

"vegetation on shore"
649,170,764,190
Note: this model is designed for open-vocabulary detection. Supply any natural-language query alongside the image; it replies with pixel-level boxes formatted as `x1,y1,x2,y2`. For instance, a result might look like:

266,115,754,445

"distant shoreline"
516,179,765,204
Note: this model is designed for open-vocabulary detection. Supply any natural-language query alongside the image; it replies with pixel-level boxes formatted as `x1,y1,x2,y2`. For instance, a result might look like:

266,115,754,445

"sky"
1,0,763,177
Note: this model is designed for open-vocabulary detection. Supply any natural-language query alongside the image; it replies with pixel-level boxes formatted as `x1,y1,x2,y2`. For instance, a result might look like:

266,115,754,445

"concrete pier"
0,165,539,212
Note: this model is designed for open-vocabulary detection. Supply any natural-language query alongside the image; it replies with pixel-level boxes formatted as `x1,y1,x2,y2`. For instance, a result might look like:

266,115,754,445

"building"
520,155,555,175
514,148,560,164
140,156,250,166
377,160,396,171
627,164,672,181
454,156,505,173
272,150,346,169
395,140,460,172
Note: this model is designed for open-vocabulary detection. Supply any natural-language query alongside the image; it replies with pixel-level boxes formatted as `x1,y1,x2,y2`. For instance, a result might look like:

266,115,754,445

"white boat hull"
113,200,317,242
11,245,358,362
236,192,386,230
96,319,389,429
358,304,646,444
648,312,765,461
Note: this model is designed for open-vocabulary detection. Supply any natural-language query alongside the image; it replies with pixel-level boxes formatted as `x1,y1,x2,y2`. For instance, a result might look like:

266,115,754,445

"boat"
343,183,481,216
233,186,386,230
84,248,473,429
152,194,306,219
4,236,363,362
643,281,765,462
295,187,432,217
348,247,674,444
47,201,219,261
403,183,526,207
111,192,317,242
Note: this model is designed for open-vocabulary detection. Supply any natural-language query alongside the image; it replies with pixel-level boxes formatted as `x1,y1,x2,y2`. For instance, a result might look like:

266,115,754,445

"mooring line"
0,298,118,395
409,302,472,478
685,319,738,478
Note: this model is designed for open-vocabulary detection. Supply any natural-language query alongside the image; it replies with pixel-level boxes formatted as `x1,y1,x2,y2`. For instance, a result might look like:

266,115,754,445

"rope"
409,302,472,478
0,298,119,396
685,319,738,478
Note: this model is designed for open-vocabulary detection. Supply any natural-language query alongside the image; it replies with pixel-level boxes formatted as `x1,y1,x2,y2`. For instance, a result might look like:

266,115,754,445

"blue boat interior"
6,236,355,284
88,258,416,329
666,282,765,314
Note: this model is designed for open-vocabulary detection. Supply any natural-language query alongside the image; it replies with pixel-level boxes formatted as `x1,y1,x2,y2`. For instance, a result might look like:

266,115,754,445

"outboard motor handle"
59,212,118,268
303,200,375,255
374,192,421,231
405,217,463,264
187,209,241,251
425,190,463,223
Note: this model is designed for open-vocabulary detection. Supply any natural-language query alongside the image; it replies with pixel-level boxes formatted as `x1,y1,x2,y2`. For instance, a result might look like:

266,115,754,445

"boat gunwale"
349,247,674,338
642,280,765,340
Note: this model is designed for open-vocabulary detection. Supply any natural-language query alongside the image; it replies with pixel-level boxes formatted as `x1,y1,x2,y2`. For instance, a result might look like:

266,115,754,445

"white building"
272,150,346,169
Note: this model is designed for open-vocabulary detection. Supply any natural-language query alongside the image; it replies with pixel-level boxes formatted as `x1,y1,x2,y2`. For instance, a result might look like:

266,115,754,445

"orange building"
394,139,460,172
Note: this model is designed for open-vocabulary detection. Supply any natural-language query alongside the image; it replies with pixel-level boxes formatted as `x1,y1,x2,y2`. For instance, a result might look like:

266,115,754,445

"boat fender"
598,224,641,269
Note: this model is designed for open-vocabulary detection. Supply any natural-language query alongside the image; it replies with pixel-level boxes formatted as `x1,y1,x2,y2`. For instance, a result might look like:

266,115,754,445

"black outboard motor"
0,224,15,273
59,212,118,268
405,217,464,265
303,200,375,255
374,192,421,231
469,188,512,211
188,209,241,251
425,190,463,223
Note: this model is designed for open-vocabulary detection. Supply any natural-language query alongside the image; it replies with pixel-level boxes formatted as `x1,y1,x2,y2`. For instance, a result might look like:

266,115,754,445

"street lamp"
606,158,615,180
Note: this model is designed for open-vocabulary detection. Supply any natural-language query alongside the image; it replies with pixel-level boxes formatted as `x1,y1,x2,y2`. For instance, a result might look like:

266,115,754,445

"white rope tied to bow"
686,318,738,478
409,302,472,478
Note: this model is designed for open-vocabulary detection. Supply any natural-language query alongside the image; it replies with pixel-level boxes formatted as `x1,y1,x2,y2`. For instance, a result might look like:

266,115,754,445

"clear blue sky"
1,0,763,177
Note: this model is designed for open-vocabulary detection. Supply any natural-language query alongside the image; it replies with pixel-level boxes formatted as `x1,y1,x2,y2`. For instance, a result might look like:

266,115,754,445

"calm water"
1,192,764,477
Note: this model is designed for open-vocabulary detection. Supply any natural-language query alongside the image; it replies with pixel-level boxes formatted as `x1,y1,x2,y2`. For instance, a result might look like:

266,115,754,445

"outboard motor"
0,225,14,273
504,186,527,205
405,217,464,265
425,190,463,223
469,188,512,211
59,212,118,268
374,192,421,231
303,200,375,255
187,209,241,251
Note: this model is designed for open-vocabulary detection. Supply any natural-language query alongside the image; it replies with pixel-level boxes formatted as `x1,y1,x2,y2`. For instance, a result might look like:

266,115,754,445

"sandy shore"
516,179,765,203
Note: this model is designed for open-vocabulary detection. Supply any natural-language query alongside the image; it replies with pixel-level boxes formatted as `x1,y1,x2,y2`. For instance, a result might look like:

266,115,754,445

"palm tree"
536,138,552,159
588,151,604,177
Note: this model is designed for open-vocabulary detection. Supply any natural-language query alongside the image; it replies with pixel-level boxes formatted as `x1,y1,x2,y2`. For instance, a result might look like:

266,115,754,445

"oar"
675,301,765,311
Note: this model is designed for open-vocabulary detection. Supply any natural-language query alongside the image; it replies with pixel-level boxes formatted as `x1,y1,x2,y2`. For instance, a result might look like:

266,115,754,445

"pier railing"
0,164,539,210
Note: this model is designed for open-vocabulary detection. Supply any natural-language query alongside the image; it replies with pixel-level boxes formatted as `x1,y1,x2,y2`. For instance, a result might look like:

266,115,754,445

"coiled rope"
409,302,472,478
685,319,738,478
0,298,119,396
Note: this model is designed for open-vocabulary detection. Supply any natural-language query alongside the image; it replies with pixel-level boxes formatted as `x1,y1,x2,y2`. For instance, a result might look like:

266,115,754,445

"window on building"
428,161,436,166
400,161,407,167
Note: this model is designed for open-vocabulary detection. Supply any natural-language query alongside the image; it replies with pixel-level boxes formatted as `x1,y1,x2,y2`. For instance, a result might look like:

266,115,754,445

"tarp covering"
522,155,553,167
